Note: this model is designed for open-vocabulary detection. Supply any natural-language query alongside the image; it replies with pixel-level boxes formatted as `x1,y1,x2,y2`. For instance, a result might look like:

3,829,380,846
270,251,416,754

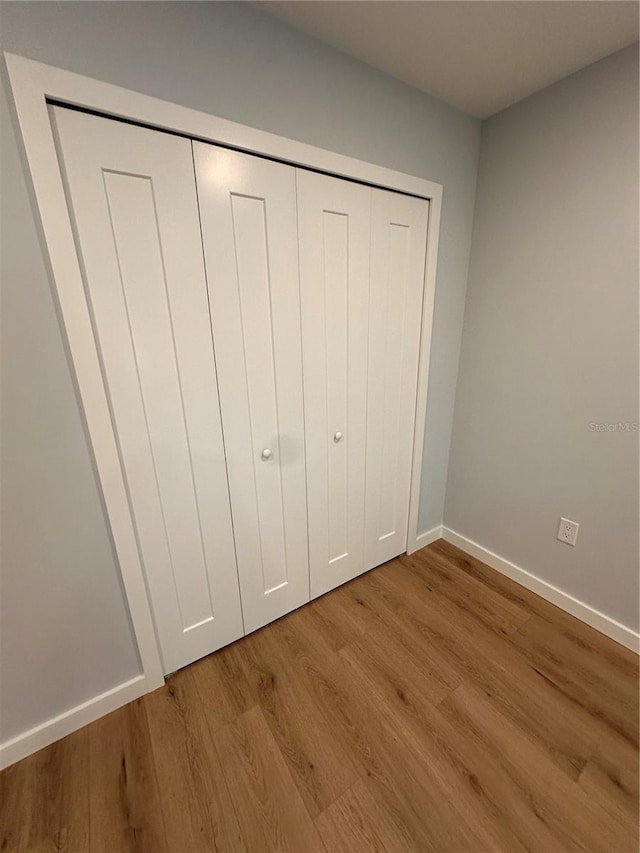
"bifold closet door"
296,170,371,598
365,188,429,569
51,107,244,674
194,144,309,634
298,171,429,597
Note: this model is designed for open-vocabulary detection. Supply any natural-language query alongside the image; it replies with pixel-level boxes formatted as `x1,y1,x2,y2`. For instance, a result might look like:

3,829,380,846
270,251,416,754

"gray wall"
445,44,639,632
0,1,480,742
0,81,141,742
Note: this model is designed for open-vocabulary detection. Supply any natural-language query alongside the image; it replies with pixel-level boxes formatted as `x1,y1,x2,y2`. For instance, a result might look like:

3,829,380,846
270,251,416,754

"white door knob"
261,448,273,461
333,431,343,443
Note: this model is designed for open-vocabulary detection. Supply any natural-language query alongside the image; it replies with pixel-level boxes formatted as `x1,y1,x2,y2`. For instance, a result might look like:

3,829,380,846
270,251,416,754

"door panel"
194,144,309,633
51,107,243,674
365,189,429,568
297,170,371,598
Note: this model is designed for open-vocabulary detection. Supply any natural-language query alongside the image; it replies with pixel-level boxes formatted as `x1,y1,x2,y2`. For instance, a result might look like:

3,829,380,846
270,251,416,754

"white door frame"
4,52,443,692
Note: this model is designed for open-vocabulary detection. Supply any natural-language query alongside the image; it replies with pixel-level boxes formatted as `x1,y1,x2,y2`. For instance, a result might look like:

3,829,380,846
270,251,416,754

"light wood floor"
1,540,638,852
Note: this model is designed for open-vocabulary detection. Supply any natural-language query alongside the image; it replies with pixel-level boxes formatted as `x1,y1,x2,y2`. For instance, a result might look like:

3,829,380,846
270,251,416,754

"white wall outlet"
557,517,579,546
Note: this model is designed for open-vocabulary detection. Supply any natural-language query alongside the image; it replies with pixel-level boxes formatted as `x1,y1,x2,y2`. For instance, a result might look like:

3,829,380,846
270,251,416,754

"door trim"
4,52,443,690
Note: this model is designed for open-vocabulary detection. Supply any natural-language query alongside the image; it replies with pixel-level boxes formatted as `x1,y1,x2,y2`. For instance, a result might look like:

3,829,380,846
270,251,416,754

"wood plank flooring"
1,540,638,852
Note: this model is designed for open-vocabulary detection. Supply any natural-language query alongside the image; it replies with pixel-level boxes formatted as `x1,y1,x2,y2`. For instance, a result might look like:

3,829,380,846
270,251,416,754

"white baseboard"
440,527,639,654
4,527,637,772
0,673,150,770
407,524,443,556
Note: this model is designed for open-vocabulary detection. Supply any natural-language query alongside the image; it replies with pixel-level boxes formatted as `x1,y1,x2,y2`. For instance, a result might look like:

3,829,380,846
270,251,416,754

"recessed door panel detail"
323,211,350,564
51,107,243,674
230,193,288,594
194,144,309,634
297,171,371,598
365,190,429,569
103,171,213,629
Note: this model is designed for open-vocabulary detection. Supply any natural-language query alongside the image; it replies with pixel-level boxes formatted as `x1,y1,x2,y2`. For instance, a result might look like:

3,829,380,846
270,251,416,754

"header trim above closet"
4,52,443,696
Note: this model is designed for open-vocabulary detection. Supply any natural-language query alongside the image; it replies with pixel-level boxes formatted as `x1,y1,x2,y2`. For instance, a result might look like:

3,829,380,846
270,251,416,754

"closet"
51,105,430,674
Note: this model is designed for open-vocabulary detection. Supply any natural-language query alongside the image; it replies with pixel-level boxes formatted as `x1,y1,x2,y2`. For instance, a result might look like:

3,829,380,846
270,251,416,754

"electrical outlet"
557,517,579,546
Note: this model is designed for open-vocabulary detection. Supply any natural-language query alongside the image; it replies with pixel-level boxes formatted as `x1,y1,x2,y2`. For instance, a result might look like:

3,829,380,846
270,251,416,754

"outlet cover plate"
557,517,579,546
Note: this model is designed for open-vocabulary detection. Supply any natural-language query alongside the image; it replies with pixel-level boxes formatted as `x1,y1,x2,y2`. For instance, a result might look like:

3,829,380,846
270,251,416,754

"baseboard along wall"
408,525,639,654
3,526,638,771
0,673,150,771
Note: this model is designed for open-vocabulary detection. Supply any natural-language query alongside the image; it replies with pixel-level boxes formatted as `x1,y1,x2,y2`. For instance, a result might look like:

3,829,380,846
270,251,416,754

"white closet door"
194,144,309,634
51,107,243,674
365,189,429,569
297,170,371,598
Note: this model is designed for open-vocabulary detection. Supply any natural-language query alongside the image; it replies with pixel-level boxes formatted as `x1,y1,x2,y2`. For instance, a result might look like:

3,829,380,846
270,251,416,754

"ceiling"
256,1,639,118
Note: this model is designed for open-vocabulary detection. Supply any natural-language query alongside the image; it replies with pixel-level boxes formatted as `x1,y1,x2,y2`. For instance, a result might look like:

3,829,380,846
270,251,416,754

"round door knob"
333,431,343,443
261,448,273,461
